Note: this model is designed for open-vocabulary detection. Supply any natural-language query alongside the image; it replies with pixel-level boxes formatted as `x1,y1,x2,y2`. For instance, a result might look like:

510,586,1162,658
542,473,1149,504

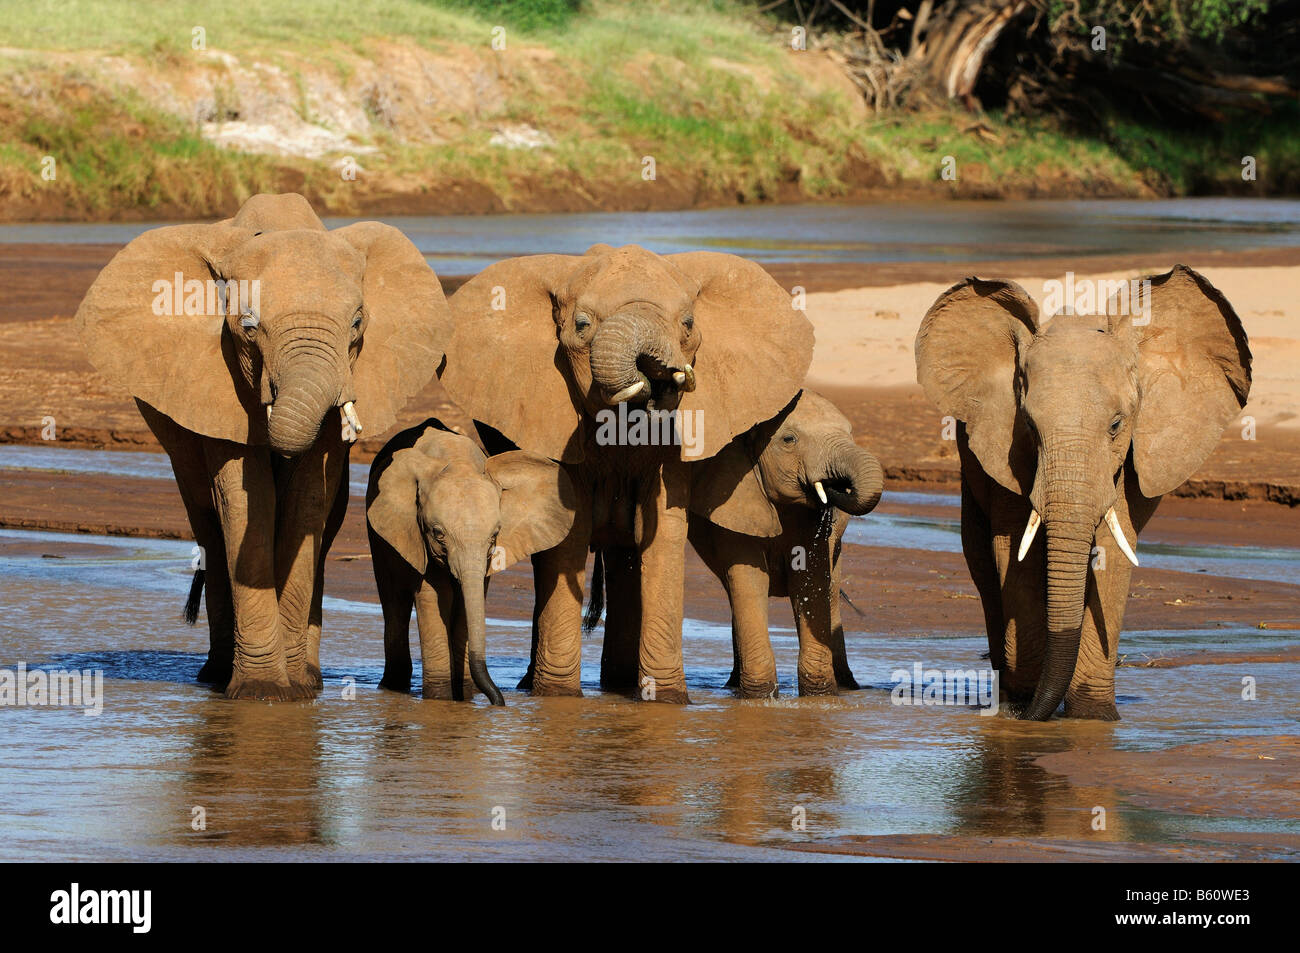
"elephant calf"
367,419,576,704
596,390,884,697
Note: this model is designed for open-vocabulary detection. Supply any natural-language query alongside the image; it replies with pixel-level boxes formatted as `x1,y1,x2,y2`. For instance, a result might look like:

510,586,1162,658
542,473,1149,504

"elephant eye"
574,313,592,333
239,310,259,330
1109,415,1123,437
351,309,363,331
682,314,695,331
781,431,797,445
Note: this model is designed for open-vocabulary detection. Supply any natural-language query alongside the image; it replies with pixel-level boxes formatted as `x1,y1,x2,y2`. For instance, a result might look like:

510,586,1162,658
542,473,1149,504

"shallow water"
4,198,1298,274
0,528,1295,860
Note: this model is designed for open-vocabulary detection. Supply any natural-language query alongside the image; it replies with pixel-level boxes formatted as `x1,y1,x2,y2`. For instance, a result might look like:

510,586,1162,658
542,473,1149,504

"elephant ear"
915,277,1039,495
666,252,815,461
223,192,325,232
334,222,452,440
486,450,578,574
1110,265,1252,498
74,223,262,444
366,446,429,575
441,255,586,462
689,431,782,537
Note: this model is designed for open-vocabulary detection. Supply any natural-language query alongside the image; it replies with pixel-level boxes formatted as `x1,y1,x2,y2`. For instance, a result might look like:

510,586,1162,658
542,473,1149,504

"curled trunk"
817,439,884,516
589,312,677,403
267,346,341,456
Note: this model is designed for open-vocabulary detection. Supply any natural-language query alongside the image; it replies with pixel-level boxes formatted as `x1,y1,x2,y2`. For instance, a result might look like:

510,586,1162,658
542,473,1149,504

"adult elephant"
76,193,449,700
440,244,814,702
915,265,1251,719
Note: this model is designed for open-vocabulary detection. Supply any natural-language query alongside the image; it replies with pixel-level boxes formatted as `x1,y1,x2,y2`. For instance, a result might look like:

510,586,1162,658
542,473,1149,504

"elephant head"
439,245,815,463
690,389,884,536
366,423,578,705
76,193,449,455
916,265,1251,719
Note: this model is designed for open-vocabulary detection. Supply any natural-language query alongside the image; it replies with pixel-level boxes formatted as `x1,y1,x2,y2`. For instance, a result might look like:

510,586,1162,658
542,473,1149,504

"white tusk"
1017,509,1041,562
814,481,828,505
265,405,272,424
1105,507,1139,566
681,364,696,392
342,401,362,436
608,380,646,404
672,371,686,386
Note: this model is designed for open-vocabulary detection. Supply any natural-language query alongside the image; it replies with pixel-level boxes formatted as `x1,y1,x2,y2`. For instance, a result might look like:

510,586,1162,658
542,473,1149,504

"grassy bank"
0,0,1292,221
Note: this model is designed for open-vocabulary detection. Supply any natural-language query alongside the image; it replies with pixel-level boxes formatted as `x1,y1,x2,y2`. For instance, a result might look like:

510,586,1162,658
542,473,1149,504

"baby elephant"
367,419,576,704
688,390,884,697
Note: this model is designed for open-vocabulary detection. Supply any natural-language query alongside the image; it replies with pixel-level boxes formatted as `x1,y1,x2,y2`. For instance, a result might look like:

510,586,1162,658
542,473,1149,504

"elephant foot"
224,675,315,702
637,678,690,704
797,675,838,697
530,676,583,698
379,666,413,693
304,663,324,692
421,681,457,701
516,668,534,691
736,681,778,700
599,669,640,693
196,657,233,686
724,668,739,689
1064,698,1120,721
833,667,861,691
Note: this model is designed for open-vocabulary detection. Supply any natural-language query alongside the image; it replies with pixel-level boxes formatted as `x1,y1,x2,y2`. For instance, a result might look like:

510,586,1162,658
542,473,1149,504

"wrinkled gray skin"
916,266,1251,719
367,420,576,704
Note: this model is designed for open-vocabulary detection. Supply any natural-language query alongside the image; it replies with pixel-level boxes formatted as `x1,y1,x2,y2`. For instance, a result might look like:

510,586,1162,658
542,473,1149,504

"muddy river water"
1,447,1297,859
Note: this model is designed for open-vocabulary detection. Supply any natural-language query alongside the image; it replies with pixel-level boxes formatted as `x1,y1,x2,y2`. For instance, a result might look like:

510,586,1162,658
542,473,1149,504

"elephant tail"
583,549,605,634
184,569,205,626
839,586,867,618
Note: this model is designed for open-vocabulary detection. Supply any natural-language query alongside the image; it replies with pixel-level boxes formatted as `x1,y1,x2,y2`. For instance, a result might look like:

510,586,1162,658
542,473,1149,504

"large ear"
441,255,586,462
915,277,1039,495
366,447,429,575
74,224,263,444
224,192,325,232
334,222,452,440
688,435,782,537
486,450,578,573
1111,265,1251,498
665,252,815,460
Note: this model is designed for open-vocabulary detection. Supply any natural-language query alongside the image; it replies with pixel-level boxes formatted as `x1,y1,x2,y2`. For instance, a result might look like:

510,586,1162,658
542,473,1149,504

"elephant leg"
135,401,234,686
724,546,777,699
416,570,458,700
274,430,346,695
788,529,837,698
529,519,590,697
990,484,1045,704
726,618,740,688
203,440,299,700
305,454,350,689
828,529,859,691
599,547,642,692
960,470,1006,675
373,529,416,692
518,586,540,691
636,462,690,704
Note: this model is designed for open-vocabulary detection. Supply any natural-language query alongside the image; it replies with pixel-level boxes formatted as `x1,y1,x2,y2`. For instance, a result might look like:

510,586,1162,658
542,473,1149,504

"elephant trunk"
816,439,884,516
267,343,342,456
1023,454,1094,720
452,557,505,707
590,312,679,404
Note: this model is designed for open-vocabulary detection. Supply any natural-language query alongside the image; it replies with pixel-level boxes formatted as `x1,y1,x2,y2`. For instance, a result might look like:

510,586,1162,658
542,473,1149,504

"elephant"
75,193,449,700
365,418,577,705
915,265,1251,720
439,244,814,702
685,389,884,697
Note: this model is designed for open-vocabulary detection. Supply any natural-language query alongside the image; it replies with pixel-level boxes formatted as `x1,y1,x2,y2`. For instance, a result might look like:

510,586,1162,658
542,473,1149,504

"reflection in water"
0,530,1295,860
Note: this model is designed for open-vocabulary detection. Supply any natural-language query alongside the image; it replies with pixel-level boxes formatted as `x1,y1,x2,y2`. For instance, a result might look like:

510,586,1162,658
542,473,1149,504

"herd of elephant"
73,193,1252,721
